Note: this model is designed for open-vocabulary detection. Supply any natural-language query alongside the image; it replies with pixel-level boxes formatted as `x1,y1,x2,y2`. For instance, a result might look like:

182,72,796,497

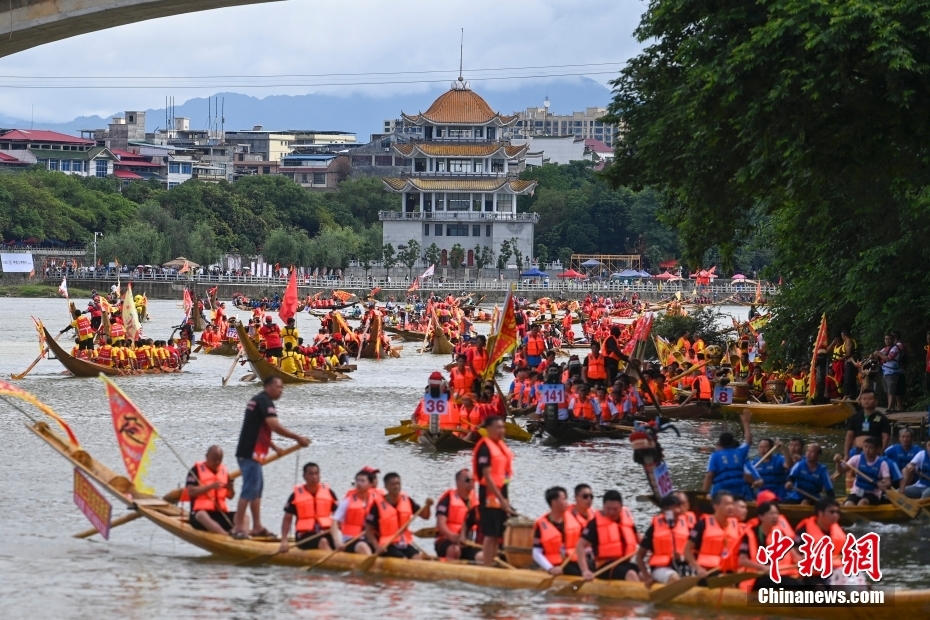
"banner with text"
0,253,34,273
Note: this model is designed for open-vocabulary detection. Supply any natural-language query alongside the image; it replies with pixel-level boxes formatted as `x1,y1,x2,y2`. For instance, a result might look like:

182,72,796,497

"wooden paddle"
752,442,782,468
536,554,576,590
359,513,420,572
235,529,332,567
305,531,364,571
221,352,242,387
388,431,418,444
704,571,764,589
73,443,305,539
551,550,637,595
649,568,720,604
846,462,923,518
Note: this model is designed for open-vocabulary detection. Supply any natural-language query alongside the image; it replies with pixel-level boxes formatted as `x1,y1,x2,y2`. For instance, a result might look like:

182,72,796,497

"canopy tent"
163,256,200,269
580,259,603,267
556,269,586,279
610,269,641,279
654,271,683,281
731,274,747,280
520,267,548,277
636,270,652,278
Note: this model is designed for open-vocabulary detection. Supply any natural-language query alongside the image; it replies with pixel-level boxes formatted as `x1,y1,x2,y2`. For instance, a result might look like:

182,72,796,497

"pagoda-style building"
380,79,538,270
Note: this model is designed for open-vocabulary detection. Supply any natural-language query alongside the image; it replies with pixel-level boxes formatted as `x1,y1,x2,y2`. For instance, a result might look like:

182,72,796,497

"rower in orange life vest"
583,341,608,388
333,469,378,556
575,490,641,581
635,493,691,587
364,472,433,559
683,490,739,579
184,445,236,534
681,362,713,403
524,323,546,369
449,353,477,399
466,334,490,379
435,469,481,562
473,416,514,566
730,500,804,591
279,462,340,553
533,486,585,576
601,326,624,385
793,497,848,588
673,491,697,530
60,308,95,352
568,382,602,425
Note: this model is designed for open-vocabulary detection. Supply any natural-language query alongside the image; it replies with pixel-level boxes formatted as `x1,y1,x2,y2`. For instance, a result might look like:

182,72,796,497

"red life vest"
648,514,690,567
191,461,229,512
593,508,637,561
586,353,606,380
377,493,414,546
261,324,283,349
437,489,477,539
293,483,335,532
96,345,113,367
526,334,546,357
339,490,372,537
473,437,514,509
75,316,94,340
536,511,582,565
696,514,739,569
469,348,489,376
601,336,621,361
110,321,125,340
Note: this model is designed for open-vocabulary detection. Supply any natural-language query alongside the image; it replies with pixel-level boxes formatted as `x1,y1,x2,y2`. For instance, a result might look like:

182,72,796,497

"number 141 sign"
538,384,565,404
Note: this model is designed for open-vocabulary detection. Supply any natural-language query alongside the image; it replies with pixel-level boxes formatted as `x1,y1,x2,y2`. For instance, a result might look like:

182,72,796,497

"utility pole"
93,232,102,272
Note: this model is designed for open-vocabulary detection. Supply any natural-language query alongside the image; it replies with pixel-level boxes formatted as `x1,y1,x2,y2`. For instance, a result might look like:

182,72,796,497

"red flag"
102,375,158,492
483,287,517,380
622,313,655,357
407,277,419,293
183,288,193,314
808,313,828,400
278,269,298,323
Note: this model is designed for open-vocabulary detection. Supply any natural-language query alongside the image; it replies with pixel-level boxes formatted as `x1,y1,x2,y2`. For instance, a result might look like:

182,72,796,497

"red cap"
264,316,273,322
756,490,778,505
428,371,444,385
361,466,380,474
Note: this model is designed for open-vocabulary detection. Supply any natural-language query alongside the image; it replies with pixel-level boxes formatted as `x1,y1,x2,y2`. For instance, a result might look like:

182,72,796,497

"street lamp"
93,232,103,273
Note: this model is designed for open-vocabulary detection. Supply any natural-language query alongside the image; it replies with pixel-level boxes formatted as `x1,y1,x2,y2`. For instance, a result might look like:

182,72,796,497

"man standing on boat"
843,388,891,458
473,416,514,567
232,376,311,540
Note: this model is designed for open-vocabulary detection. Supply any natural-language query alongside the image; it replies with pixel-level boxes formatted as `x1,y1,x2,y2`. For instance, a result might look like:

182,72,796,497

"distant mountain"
0,77,613,141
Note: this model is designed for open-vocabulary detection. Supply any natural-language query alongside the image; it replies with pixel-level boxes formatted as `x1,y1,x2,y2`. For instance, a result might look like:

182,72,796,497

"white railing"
379,211,539,222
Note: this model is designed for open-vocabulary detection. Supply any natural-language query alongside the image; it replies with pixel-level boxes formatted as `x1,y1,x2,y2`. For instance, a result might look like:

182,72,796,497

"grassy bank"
0,284,92,298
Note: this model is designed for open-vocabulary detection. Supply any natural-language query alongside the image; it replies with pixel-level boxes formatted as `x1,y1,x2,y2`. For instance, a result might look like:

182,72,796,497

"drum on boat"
764,379,787,403
730,381,750,404
502,516,535,569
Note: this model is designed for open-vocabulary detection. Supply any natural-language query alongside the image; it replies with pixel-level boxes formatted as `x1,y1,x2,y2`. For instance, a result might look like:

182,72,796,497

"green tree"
94,221,170,266
558,247,573,271
535,243,549,268
424,242,441,268
358,242,378,278
382,243,397,277
497,239,513,276
449,243,465,274
400,239,421,278
262,227,302,268
475,244,494,273
510,238,523,272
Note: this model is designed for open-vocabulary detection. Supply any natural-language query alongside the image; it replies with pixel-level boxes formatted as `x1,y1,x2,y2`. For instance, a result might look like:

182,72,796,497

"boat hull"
417,430,475,452
720,401,855,427
235,323,320,384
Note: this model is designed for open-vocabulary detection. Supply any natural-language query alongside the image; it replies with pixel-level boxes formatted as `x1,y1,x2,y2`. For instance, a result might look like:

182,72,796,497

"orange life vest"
469,348,489,376
526,334,546,357
731,519,800,589
796,516,846,563
340,490,372,537
293,483,335,532
536,511,583,565
573,396,598,422
694,374,713,400
377,493,414,546
473,437,514,509
593,508,638,562
648,514,690,567
191,461,229,512
601,336,621,361
450,367,476,395
569,505,594,528
695,514,739,569
586,352,606,380
437,489,478,539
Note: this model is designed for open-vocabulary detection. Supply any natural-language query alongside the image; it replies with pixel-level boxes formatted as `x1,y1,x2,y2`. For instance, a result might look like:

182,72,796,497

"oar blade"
359,554,379,572
551,578,585,596
705,571,763,589
648,574,703,604
887,489,920,518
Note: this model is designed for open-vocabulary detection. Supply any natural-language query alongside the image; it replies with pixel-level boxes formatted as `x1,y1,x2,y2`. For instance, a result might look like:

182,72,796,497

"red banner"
622,313,655,357
73,468,112,540
103,376,157,490
278,269,298,323
808,313,828,399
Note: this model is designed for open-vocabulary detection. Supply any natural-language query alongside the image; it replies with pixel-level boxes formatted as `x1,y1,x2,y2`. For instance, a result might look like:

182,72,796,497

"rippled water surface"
1,299,928,620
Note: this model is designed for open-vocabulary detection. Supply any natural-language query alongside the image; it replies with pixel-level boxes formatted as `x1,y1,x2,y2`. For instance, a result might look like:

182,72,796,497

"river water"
1,299,927,620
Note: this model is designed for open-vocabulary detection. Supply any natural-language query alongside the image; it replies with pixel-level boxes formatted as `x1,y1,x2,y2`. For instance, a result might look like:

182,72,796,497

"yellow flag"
101,375,158,493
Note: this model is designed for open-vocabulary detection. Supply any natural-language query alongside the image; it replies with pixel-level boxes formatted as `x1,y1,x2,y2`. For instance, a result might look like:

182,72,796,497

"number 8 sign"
713,386,734,405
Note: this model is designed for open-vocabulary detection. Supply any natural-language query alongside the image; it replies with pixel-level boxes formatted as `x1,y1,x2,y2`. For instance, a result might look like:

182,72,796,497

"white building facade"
380,82,538,269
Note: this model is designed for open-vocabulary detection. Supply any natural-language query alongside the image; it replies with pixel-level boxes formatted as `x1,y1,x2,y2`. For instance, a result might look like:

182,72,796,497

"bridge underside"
0,0,283,59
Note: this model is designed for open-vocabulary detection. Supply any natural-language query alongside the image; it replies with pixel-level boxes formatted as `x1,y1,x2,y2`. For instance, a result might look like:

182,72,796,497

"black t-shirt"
236,392,277,459
475,443,509,507
533,515,566,549
640,523,656,552
283,486,339,517
365,496,422,539
688,518,708,549
845,410,891,440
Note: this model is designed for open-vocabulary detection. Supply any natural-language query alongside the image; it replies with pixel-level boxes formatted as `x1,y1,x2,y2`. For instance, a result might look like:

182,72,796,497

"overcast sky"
0,0,646,123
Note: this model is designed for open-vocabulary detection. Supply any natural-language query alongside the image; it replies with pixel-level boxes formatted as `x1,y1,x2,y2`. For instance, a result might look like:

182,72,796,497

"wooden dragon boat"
417,429,476,453
25,401,930,620
382,325,429,342
359,313,399,359
234,323,321,384
42,327,179,377
719,401,855,427
673,490,930,528
431,327,454,356
200,341,239,356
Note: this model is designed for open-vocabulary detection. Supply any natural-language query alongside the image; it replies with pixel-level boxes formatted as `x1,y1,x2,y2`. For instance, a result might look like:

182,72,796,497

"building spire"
458,28,464,82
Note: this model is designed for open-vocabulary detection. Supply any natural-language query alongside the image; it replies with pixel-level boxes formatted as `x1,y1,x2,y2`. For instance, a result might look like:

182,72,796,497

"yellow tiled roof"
381,177,538,194
402,88,517,125
382,177,408,191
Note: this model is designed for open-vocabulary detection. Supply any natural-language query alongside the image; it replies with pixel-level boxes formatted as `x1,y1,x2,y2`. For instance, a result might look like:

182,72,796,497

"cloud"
0,0,645,123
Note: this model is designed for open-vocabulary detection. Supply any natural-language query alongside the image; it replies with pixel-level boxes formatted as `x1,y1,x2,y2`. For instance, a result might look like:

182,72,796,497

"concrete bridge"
0,0,284,58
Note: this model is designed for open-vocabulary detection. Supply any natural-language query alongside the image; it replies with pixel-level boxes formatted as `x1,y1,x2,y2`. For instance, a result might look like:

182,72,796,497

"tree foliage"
605,0,930,391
